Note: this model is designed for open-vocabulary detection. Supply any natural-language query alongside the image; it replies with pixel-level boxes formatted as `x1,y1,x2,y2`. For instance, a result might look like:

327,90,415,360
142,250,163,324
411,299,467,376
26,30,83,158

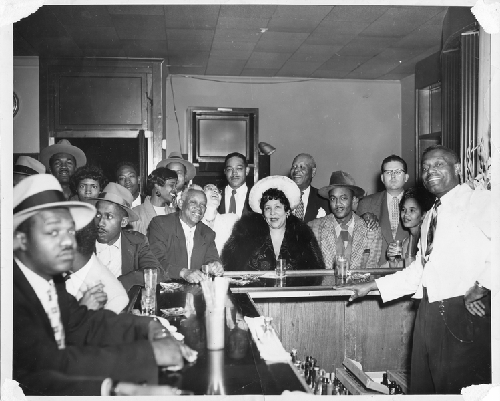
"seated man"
309,171,382,270
93,183,163,290
65,221,129,314
148,186,223,283
13,174,183,393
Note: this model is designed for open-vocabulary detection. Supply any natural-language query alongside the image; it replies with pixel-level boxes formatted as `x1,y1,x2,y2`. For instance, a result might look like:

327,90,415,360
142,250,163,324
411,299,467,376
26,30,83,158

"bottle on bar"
333,378,341,395
388,381,397,395
326,373,334,395
290,348,297,363
312,367,320,392
382,373,388,387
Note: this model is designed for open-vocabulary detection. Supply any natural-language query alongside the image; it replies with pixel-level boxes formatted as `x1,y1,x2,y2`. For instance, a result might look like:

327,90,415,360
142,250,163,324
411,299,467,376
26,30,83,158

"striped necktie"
229,189,237,214
390,196,399,239
294,191,305,220
424,199,441,265
47,282,65,349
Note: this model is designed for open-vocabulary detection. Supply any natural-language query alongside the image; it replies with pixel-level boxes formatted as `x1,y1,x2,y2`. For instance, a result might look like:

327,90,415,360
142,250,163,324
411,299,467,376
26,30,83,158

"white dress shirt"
301,186,311,214
376,184,491,303
131,195,142,208
224,184,248,217
95,234,123,278
180,219,197,270
203,212,239,255
65,254,129,314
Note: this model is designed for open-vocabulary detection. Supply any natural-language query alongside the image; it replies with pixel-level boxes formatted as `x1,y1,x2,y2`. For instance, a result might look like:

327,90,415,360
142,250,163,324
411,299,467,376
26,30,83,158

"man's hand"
334,281,378,302
464,282,489,316
148,319,170,342
150,336,184,368
79,283,107,310
386,242,400,261
180,268,206,284
361,212,380,230
206,261,224,277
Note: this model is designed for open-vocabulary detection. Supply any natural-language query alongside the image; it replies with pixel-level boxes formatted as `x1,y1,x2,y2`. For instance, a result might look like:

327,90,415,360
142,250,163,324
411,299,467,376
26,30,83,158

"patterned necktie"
336,224,350,260
424,199,441,265
390,196,399,239
294,191,305,220
47,282,65,349
229,189,237,214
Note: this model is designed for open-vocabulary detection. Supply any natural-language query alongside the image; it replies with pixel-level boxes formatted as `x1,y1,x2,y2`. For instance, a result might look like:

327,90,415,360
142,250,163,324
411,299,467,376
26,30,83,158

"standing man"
309,171,381,270
356,155,409,266
148,186,223,284
40,139,87,200
289,153,330,223
156,151,196,207
341,145,491,394
13,156,46,186
116,161,142,208
218,152,251,217
93,183,163,290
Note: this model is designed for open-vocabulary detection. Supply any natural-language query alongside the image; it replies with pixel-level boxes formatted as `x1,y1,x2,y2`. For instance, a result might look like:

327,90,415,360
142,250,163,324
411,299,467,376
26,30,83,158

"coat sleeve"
148,217,185,279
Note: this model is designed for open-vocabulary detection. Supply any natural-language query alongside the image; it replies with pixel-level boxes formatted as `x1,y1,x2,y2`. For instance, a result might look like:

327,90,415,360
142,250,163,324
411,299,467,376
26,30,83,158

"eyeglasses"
383,169,405,177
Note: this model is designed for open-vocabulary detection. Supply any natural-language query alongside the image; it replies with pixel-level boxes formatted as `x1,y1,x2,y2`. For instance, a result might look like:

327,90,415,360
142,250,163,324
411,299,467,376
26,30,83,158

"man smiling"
218,152,251,217
116,162,142,208
148,186,223,283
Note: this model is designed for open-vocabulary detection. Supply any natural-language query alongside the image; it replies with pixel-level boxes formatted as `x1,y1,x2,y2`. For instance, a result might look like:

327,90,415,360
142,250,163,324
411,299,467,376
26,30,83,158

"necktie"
229,189,236,214
336,224,350,261
390,196,399,239
295,191,305,220
424,199,441,265
47,282,65,349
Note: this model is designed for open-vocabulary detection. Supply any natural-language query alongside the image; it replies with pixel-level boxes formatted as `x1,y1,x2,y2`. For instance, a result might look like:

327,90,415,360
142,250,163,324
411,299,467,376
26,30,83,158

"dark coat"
303,185,331,223
13,261,158,391
221,212,325,271
218,186,252,216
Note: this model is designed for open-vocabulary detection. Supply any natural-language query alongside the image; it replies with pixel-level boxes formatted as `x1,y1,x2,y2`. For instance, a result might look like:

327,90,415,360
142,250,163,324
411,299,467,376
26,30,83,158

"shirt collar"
302,186,311,197
333,216,354,231
179,217,197,234
227,183,247,194
96,233,122,251
15,256,54,297
437,184,460,207
387,191,404,201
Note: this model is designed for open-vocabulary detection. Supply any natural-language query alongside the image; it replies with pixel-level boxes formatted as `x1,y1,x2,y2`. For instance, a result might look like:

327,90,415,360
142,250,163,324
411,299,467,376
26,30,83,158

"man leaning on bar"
339,145,492,395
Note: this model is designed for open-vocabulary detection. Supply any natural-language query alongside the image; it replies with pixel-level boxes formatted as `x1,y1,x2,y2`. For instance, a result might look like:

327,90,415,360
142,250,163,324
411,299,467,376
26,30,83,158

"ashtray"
229,274,261,286
159,282,183,292
347,272,371,283
161,307,187,317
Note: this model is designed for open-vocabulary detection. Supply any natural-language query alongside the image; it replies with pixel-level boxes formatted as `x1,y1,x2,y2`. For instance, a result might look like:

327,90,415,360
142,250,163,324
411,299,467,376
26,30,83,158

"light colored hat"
318,171,365,199
13,174,96,231
91,183,140,222
39,139,87,171
249,175,301,214
156,151,196,182
14,156,46,176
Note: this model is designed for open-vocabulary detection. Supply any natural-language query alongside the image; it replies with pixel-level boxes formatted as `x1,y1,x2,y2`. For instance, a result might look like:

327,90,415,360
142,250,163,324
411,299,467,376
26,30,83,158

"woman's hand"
386,242,399,260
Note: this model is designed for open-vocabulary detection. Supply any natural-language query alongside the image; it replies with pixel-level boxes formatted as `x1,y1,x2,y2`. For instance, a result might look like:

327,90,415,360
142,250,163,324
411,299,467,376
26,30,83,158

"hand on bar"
333,281,378,302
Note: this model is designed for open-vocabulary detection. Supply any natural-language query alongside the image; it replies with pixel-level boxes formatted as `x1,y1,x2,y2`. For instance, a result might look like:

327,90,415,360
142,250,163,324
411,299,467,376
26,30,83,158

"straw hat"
91,183,140,222
39,139,87,170
249,175,301,214
13,174,96,231
14,156,46,176
156,151,196,182
318,171,365,199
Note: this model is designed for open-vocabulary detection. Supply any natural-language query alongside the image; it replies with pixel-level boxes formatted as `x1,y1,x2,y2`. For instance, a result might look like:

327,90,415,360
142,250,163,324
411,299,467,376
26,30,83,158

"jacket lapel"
319,215,337,269
174,216,189,269
379,192,394,245
121,232,135,276
351,216,367,268
191,225,207,270
304,187,316,222
217,188,227,214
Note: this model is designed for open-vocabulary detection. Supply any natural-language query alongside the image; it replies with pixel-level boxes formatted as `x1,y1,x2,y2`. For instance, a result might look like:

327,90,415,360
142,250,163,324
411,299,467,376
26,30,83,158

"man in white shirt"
65,221,129,314
341,146,492,394
289,153,330,223
356,155,410,265
218,152,251,217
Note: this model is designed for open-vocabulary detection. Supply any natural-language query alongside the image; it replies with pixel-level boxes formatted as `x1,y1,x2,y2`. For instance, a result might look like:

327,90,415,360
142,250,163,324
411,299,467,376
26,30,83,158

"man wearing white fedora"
39,139,87,200
13,155,46,186
13,174,184,393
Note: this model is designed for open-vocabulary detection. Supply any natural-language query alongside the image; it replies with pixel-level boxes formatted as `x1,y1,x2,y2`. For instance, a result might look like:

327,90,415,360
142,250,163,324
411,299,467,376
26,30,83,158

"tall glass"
275,258,287,277
144,268,158,291
141,287,156,316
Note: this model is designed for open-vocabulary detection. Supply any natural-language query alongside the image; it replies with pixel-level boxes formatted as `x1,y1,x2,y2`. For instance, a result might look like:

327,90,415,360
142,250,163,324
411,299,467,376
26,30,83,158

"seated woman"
387,186,435,264
69,165,108,204
201,183,238,255
222,175,325,271
131,167,178,235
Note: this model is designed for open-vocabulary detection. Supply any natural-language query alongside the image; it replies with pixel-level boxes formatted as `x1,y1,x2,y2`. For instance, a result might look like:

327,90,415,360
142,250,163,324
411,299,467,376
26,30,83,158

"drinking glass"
144,268,158,291
275,258,287,277
141,287,156,316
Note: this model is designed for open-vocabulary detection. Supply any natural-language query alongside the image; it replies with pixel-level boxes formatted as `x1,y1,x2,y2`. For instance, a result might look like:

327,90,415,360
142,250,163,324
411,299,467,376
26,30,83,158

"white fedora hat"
14,156,46,176
39,139,87,171
14,174,96,231
249,175,301,214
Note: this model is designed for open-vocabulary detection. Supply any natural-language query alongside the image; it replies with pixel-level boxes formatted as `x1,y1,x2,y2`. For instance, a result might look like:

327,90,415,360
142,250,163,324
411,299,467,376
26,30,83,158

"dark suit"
118,229,162,291
13,261,158,392
303,186,331,224
148,212,221,279
356,190,408,266
218,185,251,216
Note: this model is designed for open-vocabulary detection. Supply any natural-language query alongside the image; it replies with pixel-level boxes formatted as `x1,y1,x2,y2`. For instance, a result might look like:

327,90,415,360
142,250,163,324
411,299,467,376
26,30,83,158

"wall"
165,76,401,195
400,74,417,188
13,57,39,153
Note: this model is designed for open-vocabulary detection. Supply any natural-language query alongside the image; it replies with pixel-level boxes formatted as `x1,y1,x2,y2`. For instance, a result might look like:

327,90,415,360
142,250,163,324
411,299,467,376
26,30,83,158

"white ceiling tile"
273,5,332,20
220,5,277,19
217,17,270,30
324,6,389,23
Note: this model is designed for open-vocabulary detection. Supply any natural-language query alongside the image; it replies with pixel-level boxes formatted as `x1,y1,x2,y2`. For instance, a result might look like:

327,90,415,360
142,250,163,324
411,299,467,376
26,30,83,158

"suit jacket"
308,213,382,270
131,196,176,235
13,261,158,391
303,186,331,224
218,186,251,216
148,212,221,279
356,190,408,266
119,229,162,291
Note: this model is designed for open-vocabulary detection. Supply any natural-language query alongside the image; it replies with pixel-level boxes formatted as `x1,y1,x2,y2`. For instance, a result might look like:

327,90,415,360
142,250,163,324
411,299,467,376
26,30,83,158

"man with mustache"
340,145,492,394
40,139,87,200
93,183,163,291
218,152,251,217
308,171,382,270
289,153,330,223
148,186,223,284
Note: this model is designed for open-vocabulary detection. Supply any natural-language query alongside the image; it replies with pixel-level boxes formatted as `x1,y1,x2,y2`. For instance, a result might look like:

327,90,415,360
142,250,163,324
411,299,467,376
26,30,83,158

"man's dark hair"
381,155,407,173
260,188,291,214
144,167,177,196
400,187,436,214
224,152,248,168
49,153,76,169
115,161,139,178
75,221,98,257
69,165,109,194
422,145,460,165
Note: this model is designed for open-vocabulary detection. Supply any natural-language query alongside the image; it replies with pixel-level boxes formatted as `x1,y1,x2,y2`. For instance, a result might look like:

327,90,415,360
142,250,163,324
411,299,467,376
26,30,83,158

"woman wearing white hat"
221,176,325,271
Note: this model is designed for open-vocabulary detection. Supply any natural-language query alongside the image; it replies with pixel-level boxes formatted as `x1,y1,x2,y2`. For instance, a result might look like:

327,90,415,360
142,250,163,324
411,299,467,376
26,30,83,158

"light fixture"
258,142,276,156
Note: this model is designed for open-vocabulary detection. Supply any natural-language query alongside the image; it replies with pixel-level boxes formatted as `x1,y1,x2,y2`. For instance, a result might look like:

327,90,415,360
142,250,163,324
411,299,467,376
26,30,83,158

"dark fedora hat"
318,171,365,199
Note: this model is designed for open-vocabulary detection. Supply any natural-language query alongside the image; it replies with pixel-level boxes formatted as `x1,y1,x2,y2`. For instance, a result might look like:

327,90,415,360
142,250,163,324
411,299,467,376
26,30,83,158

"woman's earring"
156,190,161,197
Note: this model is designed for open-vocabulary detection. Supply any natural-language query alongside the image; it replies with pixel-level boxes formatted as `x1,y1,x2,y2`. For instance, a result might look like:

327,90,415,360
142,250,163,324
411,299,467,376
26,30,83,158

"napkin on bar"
244,316,291,363
155,315,184,341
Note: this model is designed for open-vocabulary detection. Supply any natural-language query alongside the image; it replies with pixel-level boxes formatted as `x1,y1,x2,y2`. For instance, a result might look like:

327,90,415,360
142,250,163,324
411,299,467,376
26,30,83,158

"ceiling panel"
167,66,207,75
206,59,247,75
391,25,443,48
213,28,262,43
51,6,114,27
277,61,325,77
121,40,169,57
267,18,324,33
245,52,292,69
317,20,372,36
210,49,254,60
273,5,333,20
107,5,164,16
163,5,221,21
324,6,389,23
321,55,373,71
254,41,304,54
289,51,335,64
112,15,167,41
65,27,121,49
305,32,356,46
217,17,269,30
211,41,256,52
219,5,277,19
